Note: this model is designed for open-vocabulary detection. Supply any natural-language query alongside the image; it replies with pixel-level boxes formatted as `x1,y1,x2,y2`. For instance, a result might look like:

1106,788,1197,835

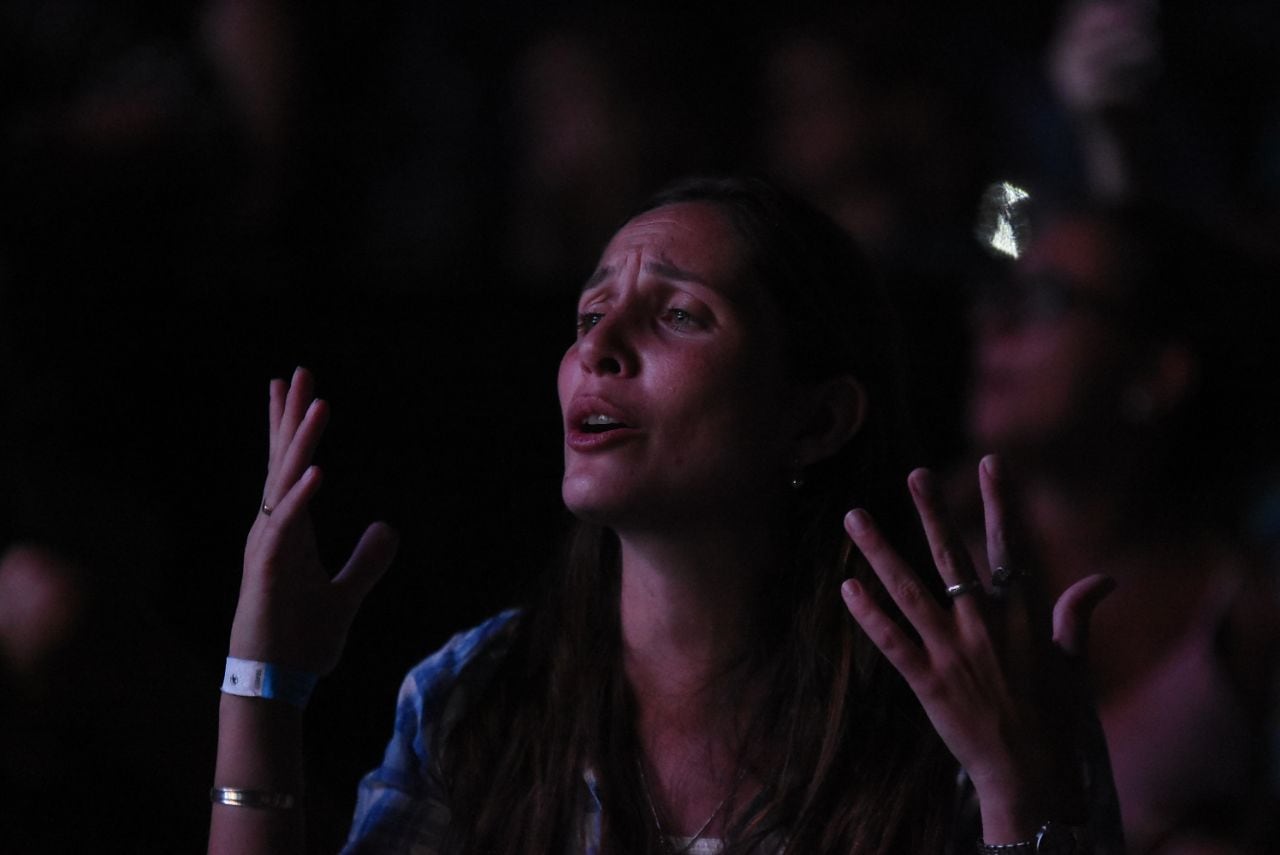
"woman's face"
968,217,1139,453
557,202,799,531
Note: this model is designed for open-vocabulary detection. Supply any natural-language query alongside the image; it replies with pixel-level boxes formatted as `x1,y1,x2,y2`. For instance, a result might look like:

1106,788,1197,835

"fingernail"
982,454,999,478
845,509,870,535
841,579,862,601
908,468,934,498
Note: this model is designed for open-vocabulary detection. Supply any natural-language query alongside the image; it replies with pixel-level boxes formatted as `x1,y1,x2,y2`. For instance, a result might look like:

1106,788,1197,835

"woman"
209,177,1116,854
964,202,1277,854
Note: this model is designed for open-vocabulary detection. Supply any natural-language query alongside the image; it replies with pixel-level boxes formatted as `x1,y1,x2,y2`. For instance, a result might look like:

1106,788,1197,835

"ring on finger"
945,580,984,600
991,564,1026,587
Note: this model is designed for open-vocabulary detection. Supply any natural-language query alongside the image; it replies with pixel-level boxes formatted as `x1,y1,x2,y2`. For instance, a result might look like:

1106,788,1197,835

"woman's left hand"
839,454,1113,843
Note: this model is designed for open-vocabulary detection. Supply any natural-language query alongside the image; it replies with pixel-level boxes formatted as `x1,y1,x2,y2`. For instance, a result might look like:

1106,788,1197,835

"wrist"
221,656,319,709
978,820,1088,854
969,770,1047,843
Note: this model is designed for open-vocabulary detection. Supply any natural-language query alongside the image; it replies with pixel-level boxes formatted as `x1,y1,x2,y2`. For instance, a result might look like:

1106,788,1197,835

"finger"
978,454,1041,653
978,454,1047,631
267,378,286,471
906,468,984,622
844,508,949,644
334,522,399,606
978,455,1034,595
271,398,330,503
977,455,1010,580
277,366,315,461
1052,573,1116,658
257,465,324,548
840,578,929,686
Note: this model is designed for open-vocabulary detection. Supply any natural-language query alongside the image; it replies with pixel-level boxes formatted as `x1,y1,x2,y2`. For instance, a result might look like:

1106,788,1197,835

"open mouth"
580,414,629,434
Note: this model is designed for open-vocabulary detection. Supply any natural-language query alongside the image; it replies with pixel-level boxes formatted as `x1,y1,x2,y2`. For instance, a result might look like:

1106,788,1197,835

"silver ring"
945,580,984,600
261,501,274,517
991,565,1026,586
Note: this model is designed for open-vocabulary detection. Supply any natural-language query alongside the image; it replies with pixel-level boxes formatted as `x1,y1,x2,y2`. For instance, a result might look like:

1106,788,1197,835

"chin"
561,476,689,530
968,399,1023,449
561,477,623,525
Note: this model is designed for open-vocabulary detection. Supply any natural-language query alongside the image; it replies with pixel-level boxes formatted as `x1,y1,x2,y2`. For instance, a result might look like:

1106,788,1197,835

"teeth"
584,414,620,426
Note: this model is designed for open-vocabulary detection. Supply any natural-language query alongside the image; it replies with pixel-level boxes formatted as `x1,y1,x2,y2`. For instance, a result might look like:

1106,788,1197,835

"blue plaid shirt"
340,610,604,854
339,610,1121,854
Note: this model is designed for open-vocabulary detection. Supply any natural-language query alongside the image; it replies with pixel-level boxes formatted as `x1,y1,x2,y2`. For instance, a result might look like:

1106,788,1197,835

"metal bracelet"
979,821,1085,855
978,842,1035,854
210,786,296,810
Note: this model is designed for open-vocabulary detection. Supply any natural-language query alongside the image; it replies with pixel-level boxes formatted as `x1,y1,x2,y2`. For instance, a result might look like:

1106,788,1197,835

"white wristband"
221,657,318,709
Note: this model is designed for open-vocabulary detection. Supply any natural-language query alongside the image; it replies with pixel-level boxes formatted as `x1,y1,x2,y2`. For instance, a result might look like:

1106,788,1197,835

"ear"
1124,342,1198,422
793,375,867,467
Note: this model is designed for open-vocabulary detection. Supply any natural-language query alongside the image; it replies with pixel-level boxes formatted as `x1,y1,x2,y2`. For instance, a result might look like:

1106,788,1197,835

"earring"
790,464,805,491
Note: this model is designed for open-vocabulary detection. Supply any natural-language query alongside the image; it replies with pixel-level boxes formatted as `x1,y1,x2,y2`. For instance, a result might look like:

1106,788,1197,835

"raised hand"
839,455,1113,842
228,367,398,676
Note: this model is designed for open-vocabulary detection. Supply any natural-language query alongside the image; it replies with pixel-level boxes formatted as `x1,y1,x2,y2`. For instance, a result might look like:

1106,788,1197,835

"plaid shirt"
339,610,603,854
339,610,1120,855
338,613,724,853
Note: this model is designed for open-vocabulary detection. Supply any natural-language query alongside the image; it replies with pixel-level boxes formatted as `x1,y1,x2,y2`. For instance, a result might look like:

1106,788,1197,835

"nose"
577,308,638,377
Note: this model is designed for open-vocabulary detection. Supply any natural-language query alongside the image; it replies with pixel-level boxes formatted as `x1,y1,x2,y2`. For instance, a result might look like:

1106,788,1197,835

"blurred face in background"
0,545,84,675
967,217,1143,456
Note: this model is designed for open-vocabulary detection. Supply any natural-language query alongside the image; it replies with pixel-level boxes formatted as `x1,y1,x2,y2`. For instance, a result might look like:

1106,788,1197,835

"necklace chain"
635,758,747,854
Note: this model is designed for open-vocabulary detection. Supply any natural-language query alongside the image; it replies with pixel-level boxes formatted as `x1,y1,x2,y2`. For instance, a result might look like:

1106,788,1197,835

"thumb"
1051,573,1116,657
334,521,399,607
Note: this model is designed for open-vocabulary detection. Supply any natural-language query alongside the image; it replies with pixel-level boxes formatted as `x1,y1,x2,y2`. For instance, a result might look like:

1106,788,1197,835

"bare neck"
618,526,774,717
615,525,777,835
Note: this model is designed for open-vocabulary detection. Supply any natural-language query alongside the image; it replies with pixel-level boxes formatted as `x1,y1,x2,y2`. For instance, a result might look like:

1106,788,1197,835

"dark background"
1,1,1277,851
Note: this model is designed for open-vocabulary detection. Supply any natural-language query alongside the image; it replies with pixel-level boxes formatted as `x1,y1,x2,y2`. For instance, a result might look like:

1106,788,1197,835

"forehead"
590,202,749,292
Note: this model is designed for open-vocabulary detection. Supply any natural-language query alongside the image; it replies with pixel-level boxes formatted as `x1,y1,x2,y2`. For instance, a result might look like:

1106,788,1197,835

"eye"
576,311,604,334
662,307,705,331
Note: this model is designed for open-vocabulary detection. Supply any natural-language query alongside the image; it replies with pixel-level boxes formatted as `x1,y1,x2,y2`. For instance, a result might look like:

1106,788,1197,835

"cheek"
1050,327,1127,394
677,357,792,457
556,345,578,415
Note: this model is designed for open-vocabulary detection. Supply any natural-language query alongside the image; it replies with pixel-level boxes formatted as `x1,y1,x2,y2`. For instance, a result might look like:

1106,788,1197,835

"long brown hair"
442,177,955,852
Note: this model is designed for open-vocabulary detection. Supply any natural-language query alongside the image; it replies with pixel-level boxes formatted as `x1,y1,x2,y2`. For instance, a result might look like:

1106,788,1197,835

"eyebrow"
580,259,708,293
582,266,612,291
644,260,706,284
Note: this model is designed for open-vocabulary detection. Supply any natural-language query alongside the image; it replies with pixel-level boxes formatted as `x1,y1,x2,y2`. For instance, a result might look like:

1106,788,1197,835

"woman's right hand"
228,367,398,675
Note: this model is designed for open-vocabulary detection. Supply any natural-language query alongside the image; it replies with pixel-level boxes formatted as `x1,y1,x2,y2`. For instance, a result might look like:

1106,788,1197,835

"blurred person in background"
999,0,1280,264
0,522,213,851
501,24,649,293
753,8,995,468
961,197,1278,853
